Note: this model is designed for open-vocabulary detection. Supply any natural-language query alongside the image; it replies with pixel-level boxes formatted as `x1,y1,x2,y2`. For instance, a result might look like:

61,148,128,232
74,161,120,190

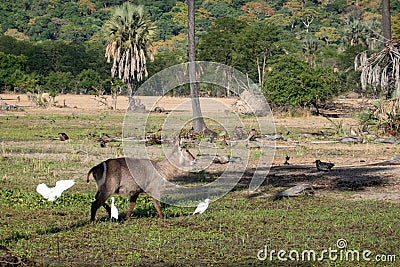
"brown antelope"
87,139,195,221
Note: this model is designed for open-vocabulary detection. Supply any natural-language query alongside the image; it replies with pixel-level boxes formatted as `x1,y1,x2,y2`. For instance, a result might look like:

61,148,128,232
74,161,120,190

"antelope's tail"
87,165,98,183
87,161,107,184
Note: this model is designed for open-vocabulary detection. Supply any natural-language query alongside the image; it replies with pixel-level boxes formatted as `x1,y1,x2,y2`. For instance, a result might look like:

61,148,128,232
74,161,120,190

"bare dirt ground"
1,93,399,202
0,93,237,115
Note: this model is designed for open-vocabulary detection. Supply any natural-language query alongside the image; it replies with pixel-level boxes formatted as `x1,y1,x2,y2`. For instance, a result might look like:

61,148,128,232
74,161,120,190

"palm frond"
356,40,400,97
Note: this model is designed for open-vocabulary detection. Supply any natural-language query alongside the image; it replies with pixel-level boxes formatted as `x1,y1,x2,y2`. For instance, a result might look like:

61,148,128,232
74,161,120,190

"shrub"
359,98,400,135
263,54,339,112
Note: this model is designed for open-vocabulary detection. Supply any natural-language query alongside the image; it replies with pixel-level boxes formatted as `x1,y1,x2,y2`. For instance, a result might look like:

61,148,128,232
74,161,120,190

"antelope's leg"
103,203,111,217
152,197,164,219
125,193,139,220
91,191,110,221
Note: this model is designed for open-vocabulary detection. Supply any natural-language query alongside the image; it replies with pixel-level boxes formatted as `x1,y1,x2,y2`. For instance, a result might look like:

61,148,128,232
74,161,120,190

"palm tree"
355,40,400,98
303,34,319,67
342,20,381,50
355,0,399,98
104,3,156,110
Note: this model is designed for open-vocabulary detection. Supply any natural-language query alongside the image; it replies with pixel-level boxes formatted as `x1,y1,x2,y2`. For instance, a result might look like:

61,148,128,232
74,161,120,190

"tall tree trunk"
188,0,208,133
127,80,144,111
382,0,392,42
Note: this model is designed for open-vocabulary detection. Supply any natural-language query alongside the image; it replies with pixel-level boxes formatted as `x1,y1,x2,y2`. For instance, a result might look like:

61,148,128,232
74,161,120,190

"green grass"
1,194,398,266
0,113,399,266
0,113,123,140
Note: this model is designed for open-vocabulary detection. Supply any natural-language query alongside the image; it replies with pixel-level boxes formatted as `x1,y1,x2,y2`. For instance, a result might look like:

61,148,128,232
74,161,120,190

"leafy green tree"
205,0,241,19
297,7,321,33
27,15,60,40
233,23,298,84
45,71,74,96
264,54,339,112
104,2,157,110
24,41,53,76
58,23,94,43
325,0,347,14
156,13,183,41
231,0,253,10
282,1,322,33
148,50,186,76
239,1,274,22
0,35,31,57
0,52,27,91
4,28,30,41
337,45,364,92
171,1,213,32
266,14,293,29
171,2,189,28
198,17,247,65
77,69,101,94
28,40,87,75
282,0,302,30
14,73,39,93
110,78,126,110
392,13,400,40
315,26,340,45
84,40,111,78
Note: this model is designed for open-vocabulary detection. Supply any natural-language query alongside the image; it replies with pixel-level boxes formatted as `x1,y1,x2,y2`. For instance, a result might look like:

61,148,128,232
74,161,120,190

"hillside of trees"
1,0,399,108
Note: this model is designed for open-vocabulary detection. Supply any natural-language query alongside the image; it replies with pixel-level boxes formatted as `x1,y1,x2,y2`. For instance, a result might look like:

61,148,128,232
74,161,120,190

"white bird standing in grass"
193,199,210,215
36,180,75,201
110,197,118,221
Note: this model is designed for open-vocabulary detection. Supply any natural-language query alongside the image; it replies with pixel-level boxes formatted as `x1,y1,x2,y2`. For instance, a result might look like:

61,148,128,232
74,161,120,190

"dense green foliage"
0,51,27,88
0,0,400,107
264,54,339,108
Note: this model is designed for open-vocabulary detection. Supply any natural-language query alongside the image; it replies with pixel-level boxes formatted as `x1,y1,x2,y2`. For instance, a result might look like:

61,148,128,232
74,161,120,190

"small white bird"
110,197,118,221
350,128,357,137
36,180,75,201
193,199,210,215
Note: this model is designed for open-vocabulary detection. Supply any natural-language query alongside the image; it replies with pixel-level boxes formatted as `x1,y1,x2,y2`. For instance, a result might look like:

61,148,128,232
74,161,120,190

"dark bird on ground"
315,160,334,171
58,132,69,141
100,140,107,147
153,106,164,113
248,128,257,141
284,155,290,165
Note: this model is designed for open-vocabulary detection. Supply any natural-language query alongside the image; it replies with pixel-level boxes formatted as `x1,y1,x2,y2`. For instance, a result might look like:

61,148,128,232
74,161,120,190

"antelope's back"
117,157,162,196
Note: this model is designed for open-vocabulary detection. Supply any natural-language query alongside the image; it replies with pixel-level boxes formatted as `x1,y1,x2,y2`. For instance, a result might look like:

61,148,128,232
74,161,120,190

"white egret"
36,180,75,201
110,197,119,221
193,199,210,215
